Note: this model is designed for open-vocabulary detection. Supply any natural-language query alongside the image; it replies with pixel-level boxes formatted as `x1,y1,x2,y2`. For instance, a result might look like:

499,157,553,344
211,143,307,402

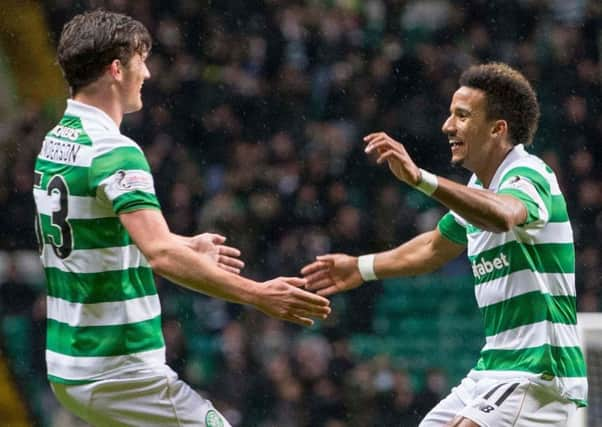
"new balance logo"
479,405,495,413
472,253,509,279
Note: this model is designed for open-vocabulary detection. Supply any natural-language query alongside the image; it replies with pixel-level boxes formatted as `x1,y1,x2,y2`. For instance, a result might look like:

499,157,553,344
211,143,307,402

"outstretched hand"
364,132,421,186
255,277,331,327
188,233,245,274
301,254,363,296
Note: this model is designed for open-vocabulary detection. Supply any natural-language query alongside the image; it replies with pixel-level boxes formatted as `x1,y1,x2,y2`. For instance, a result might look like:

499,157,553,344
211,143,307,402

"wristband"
415,168,438,196
358,254,378,281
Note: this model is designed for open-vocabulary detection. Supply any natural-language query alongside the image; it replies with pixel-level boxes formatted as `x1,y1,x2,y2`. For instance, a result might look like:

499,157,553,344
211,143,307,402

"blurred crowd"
0,0,600,425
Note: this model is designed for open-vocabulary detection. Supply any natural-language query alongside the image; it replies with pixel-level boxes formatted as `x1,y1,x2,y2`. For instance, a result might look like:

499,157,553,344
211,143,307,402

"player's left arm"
432,167,552,233
426,177,527,232
364,132,528,232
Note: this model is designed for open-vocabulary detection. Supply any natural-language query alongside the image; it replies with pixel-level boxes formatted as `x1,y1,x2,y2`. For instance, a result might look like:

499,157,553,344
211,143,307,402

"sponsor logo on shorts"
479,404,495,413
205,409,224,427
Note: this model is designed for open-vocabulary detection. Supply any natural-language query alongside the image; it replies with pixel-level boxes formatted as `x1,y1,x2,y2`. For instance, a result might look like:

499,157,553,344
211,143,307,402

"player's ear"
491,119,507,139
108,59,123,81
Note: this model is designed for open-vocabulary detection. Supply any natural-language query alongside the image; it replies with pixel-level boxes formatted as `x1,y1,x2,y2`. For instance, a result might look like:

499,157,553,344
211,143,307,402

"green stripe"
475,344,586,378
47,316,165,357
59,114,83,129
112,192,160,215
437,212,467,245
500,166,551,194
45,267,156,303
499,167,552,221
549,195,569,222
466,223,480,235
35,158,91,196
48,375,94,385
469,241,574,284
498,188,541,224
70,217,132,248
39,213,67,251
90,146,151,189
61,115,84,130
39,215,132,250
481,292,577,336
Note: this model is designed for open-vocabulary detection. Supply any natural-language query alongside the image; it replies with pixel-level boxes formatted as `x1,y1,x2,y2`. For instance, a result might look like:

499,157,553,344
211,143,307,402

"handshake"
186,132,416,327
194,233,363,327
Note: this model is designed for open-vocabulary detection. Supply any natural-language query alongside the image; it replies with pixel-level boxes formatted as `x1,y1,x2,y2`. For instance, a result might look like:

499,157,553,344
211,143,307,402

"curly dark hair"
57,9,151,94
459,63,540,146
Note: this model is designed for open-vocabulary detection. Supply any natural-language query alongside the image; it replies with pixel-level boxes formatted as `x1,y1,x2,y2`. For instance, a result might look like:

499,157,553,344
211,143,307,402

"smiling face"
119,52,150,114
441,86,499,172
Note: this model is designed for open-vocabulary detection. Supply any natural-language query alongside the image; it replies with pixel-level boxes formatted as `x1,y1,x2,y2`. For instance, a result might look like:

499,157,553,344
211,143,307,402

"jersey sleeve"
437,212,468,245
89,142,160,214
498,166,551,229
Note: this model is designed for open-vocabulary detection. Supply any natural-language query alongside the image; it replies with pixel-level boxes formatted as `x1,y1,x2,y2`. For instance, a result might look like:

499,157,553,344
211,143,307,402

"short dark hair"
459,63,540,146
57,9,151,94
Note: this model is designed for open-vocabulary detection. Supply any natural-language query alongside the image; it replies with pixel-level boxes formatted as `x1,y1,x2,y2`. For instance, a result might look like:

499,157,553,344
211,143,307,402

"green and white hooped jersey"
438,144,587,406
33,100,165,384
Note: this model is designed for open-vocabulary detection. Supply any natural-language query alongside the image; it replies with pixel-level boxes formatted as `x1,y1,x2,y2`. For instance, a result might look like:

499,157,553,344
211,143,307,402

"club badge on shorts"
205,409,224,427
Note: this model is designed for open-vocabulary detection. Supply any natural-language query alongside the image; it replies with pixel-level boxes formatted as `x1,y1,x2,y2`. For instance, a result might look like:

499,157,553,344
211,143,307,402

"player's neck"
73,84,124,128
473,143,515,188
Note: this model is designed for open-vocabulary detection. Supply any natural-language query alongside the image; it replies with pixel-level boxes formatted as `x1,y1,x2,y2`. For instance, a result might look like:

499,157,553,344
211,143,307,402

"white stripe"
89,134,142,159
467,222,573,256
46,348,165,381
514,221,573,246
98,169,156,202
475,271,575,308
41,244,150,273
39,137,94,167
66,99,120,135
33,188,115,219
47,295,161,327
483,321,580,351
450,210,468,227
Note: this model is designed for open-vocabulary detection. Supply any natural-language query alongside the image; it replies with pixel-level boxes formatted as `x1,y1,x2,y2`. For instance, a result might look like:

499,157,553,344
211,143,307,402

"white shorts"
50,365,231,427
419,376,577,427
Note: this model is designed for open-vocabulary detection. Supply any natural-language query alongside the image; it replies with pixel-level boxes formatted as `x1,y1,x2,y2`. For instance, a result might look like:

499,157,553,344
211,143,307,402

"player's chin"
450,155,464,168
126,99,143,114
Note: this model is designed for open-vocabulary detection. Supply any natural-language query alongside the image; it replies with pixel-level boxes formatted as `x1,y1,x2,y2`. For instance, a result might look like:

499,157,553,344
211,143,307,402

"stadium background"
0,0,600,426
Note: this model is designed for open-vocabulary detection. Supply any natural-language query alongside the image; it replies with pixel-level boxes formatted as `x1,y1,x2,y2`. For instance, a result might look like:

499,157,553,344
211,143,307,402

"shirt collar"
65,99,120,134
488,144,526,189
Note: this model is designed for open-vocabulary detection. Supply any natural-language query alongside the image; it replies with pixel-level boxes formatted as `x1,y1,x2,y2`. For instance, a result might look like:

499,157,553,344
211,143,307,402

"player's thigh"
459,379,575,427
166,374,232,427
420,377,477,426
58,373,231,427
446,416,479,427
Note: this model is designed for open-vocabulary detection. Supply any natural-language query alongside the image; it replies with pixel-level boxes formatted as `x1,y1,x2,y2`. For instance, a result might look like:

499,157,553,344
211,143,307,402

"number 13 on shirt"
34,171,73,259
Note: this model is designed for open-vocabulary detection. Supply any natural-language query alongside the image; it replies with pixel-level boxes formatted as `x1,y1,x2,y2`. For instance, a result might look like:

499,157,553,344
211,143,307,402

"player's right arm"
121,208,331,326
302,228,465,296
174,232,245,274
